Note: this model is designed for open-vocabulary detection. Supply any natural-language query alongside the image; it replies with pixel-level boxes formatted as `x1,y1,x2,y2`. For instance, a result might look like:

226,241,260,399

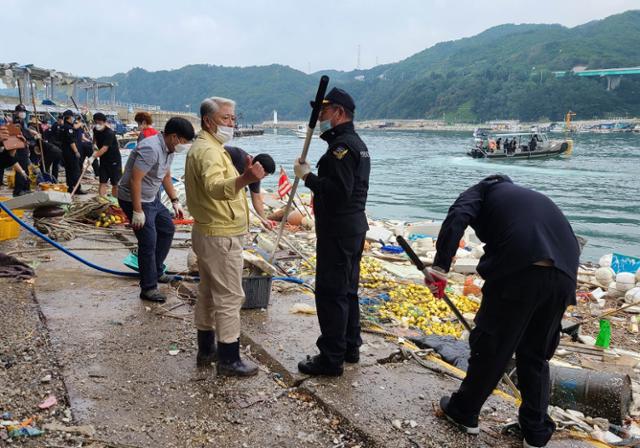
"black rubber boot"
345,347,360,364
298,354,343,376
217,340,258,377
196,330,217,368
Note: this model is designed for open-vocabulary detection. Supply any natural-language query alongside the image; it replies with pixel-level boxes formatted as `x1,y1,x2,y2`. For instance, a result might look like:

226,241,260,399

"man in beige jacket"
185,97,265,377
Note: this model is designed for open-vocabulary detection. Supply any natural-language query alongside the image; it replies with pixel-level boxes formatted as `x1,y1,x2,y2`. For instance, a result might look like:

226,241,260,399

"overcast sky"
2,0,637,78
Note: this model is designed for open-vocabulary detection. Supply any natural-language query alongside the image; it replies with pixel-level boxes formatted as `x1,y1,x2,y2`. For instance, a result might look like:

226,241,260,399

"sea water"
171,129,639,262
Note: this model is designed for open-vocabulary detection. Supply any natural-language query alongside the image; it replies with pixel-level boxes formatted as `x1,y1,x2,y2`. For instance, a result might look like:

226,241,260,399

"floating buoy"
616,272,636,293
287,210,303,226
625,287,640,304
595,267,615,286
599,253,613,268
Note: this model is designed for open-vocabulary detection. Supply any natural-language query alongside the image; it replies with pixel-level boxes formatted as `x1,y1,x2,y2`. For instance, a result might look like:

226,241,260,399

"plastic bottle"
595,319,611,349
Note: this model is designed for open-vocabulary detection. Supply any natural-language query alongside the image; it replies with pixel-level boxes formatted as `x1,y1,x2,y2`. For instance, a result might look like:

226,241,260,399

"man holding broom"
294,87,371,376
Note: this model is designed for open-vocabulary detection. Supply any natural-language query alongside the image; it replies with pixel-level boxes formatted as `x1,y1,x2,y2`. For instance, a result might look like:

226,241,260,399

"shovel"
396,235,522,401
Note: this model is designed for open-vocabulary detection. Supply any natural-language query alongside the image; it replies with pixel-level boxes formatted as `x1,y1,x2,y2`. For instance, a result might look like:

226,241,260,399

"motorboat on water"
467,131,573,160
294,124,317,139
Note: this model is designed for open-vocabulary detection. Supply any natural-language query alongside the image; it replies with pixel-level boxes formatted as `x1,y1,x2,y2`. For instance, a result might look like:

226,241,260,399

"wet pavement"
25,228,597,447
32,234,364,447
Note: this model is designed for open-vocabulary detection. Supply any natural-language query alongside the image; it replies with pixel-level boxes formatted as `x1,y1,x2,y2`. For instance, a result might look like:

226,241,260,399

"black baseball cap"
62,109,75,118
93,112,107,122
310,87,355,113
15,104,27,112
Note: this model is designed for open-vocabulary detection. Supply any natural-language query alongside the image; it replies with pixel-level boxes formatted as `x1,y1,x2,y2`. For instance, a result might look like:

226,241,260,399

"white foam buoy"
608,281,624,298
616,272,636,293
599,253,613,268
595,267,615,286
625,287,640,304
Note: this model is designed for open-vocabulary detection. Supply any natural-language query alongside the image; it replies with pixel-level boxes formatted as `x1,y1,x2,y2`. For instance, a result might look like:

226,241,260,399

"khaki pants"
192,230,245,343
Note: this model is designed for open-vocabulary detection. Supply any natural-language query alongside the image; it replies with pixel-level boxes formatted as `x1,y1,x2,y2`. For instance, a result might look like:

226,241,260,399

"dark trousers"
31,142,63,181
13,148,31,196
119,198,175,291
62,148,81,191
314,232,365,366
43,142,63,181
448,266,575,447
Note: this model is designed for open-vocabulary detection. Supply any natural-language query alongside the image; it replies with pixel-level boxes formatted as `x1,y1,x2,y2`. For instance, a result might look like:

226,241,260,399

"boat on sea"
294,124,318,139
467,131,573,160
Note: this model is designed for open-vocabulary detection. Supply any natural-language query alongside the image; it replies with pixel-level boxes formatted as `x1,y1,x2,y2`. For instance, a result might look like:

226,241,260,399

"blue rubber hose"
0,201,311,287
0,201,139,277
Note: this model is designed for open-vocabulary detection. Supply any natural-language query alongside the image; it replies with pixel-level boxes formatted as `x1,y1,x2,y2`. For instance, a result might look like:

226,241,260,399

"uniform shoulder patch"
332,146,349,160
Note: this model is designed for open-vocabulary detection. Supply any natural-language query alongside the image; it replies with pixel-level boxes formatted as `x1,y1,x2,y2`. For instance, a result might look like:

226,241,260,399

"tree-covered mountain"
103,10,640,123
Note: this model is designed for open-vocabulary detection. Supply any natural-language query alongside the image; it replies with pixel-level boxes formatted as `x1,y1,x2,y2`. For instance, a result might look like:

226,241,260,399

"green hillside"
103,10,640,123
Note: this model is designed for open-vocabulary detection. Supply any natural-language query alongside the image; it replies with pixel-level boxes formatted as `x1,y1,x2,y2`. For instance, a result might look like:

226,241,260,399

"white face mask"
174,143,191,153
17,112,26,119
95,123,105,131
214,125,234,143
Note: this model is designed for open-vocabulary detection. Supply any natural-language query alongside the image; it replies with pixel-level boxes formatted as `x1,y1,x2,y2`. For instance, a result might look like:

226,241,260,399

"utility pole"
357,44,361,70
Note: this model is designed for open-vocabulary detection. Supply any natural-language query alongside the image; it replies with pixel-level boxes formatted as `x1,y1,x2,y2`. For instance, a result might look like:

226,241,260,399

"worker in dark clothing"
529,136,538,151
428,175,580,448
12,104,33,196
89,113,121,197
224,146,276,222
294,87,371,376
0,124,30,182
74,118,98,177
60,109,87,195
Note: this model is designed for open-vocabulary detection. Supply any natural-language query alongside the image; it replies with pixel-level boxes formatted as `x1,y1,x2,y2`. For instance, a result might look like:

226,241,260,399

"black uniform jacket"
433,175,580,283
304,121,370,237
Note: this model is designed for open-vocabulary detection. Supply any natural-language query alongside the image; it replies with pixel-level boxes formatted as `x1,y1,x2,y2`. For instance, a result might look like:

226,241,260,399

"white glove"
172,201,185,219
294,158,311,179
131,210,146,230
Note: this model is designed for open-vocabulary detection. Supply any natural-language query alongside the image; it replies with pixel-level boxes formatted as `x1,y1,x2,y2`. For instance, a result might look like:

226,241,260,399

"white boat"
294,124,317,139
468,132,573,160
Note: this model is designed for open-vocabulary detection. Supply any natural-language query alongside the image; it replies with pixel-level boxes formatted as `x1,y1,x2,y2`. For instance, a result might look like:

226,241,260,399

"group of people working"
0,86,580,448
0,108,167,198
118,87,578,448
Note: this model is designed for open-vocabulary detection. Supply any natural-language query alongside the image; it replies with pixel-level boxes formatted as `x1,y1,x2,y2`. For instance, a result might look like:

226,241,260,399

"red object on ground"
173,218,194,225
278,167,292,199
426,278,447,299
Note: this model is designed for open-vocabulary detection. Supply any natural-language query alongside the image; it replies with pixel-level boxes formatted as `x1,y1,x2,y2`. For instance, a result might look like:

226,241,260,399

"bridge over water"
553,66,640,90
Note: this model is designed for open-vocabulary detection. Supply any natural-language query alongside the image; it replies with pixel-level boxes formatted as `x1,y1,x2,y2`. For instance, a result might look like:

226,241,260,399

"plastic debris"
595,319,611,349
289,303,317,315
37,394,57,409
40,374,51,383
168,344,179,356
8,426,43,438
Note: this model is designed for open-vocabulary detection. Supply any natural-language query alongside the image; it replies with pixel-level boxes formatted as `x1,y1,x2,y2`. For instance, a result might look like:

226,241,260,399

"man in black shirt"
12,104,33,196
294,88,371,376
224,146,275,221
428,175,580,448
60,109,87,194
89,113,122,197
